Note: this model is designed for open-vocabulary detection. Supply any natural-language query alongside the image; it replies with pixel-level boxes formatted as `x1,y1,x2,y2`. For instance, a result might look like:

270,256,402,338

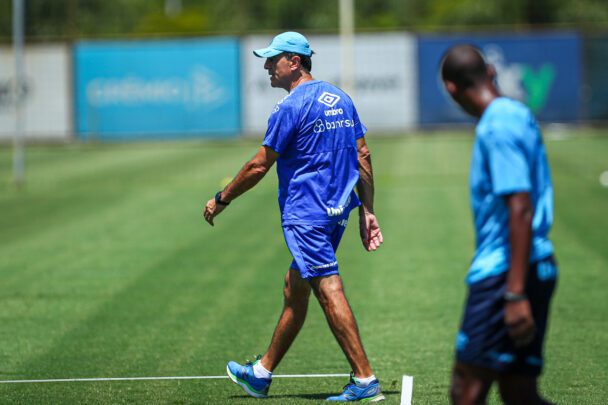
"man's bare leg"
260,267,311,371
450,362,495,405
310,273,373,378
498,373,556,405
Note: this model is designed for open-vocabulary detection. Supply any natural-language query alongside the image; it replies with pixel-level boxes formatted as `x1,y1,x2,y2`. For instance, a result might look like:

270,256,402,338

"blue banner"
75,38,240,139
417,32,582,125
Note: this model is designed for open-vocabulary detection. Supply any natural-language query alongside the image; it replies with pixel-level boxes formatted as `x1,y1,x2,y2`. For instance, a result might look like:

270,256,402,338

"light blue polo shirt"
467,97,554,284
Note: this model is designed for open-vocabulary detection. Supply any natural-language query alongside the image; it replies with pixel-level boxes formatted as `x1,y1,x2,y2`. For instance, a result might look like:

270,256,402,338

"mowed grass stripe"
0,141,256,246
0,143,272,375
0,141,264,281
8,192,281,380
0,158,221,304
0,222,290,404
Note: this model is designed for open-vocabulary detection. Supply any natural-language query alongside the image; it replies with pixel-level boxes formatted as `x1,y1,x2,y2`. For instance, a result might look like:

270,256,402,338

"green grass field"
0,130,606,404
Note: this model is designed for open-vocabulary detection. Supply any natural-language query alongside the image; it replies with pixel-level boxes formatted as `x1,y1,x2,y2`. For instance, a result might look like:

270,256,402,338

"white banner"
0,44,71,140
241,33,418,136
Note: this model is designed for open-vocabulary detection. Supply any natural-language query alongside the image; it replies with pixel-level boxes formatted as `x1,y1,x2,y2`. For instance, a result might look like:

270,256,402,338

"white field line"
400,375,414,405
0,373,350,384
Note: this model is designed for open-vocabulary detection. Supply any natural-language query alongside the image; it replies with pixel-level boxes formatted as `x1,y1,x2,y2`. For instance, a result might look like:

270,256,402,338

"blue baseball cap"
253,31,312,58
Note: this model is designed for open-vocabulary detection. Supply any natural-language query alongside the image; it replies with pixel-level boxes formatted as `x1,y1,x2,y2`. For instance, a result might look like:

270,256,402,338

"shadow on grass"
231,390,400,400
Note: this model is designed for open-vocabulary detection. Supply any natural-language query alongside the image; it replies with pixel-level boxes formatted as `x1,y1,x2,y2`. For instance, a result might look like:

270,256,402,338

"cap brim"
253,47,283,58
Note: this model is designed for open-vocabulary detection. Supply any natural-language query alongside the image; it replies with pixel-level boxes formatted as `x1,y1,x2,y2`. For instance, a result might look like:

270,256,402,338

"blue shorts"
282,217,349,280
455,255,557,376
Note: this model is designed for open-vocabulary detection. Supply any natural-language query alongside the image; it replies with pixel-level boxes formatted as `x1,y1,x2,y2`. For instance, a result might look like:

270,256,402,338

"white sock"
252,360,272,380
355,374,376,387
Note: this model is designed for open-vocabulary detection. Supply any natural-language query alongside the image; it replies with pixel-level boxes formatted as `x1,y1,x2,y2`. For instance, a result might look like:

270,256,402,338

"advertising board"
0,44,71,140
75,38,240,139
418,32,582,124
241,33,418,135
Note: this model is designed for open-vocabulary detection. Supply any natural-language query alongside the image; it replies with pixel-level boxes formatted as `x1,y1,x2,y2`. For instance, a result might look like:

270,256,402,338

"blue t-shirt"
262,80,366,225
467,97,554,284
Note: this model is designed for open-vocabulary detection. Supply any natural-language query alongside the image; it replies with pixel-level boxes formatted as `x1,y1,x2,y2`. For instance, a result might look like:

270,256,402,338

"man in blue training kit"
204,32,385,402
441,44,557,405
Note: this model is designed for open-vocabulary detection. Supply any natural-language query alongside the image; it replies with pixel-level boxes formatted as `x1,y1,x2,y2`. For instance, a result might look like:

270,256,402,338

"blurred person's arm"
504,191,536,347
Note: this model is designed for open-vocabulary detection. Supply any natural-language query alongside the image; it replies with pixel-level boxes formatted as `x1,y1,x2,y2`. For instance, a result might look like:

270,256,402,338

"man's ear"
444,80,457,96
289,55,301,71
487,64,496,81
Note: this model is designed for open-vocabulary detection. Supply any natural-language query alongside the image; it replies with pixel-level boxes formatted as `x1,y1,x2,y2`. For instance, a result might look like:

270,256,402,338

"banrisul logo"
313,119,326,133
317,92,340,108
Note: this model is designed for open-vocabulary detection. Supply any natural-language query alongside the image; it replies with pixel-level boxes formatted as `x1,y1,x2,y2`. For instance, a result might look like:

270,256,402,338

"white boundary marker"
0,373,350,384
400,374,413,405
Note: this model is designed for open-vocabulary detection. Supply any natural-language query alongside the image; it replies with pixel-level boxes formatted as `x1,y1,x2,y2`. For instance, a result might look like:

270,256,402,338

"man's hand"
504,299,536,347
359,211,383,251
202,146,278,227
203,198,227,226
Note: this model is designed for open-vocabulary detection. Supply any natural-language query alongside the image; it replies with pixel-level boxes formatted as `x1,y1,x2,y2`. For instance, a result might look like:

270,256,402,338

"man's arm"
356,136,383,251
504,191,536,347
203,145,279,226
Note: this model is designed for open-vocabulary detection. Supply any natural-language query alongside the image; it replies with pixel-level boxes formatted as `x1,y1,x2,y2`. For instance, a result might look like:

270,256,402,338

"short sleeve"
352,107,367,139
262,102,298,155
483,127,531,196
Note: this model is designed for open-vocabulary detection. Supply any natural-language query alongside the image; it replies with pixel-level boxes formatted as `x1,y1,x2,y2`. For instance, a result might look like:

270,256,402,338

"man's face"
264,53,293,90
443,80,479,118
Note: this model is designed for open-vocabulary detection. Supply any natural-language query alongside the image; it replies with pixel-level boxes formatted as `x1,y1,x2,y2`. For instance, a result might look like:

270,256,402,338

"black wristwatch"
503,291,527,302
215,191,230,206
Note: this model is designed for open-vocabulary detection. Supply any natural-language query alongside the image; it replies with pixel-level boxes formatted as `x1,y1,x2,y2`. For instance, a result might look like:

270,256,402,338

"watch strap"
215,191,230,206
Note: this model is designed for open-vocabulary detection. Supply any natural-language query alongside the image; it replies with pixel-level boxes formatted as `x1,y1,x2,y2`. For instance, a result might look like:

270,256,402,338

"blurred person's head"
440,43,499,118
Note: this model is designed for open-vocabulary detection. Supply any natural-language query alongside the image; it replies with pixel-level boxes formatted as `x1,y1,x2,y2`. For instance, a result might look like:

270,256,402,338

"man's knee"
284,268,311,305
450,362,494,405
450,365,469,405
310,274,345,306
450,368,464,405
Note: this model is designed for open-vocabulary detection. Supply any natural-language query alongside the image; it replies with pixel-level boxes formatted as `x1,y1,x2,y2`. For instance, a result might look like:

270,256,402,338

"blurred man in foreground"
441,44,557,405
204,31,385,402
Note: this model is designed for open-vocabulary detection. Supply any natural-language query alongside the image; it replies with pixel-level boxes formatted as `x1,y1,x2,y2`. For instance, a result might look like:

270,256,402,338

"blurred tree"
135,8,211,35
554,0,608,25
406,0,608,29
357,0,405,29
0,2,11,38
0,0,606,40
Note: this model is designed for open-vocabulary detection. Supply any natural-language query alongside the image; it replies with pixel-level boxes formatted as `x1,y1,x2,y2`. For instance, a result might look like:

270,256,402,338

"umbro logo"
317,92,340,107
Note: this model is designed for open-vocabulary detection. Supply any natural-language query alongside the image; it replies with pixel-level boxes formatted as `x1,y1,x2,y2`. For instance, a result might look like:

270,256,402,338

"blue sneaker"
326,372,385,402
226,355,271,398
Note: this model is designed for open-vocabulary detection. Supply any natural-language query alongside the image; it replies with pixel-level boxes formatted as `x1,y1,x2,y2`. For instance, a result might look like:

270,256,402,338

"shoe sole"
226,364,268,399
327,393,386,402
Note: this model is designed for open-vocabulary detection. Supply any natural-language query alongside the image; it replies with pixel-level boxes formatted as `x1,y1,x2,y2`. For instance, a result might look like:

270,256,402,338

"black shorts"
455,256,557,376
